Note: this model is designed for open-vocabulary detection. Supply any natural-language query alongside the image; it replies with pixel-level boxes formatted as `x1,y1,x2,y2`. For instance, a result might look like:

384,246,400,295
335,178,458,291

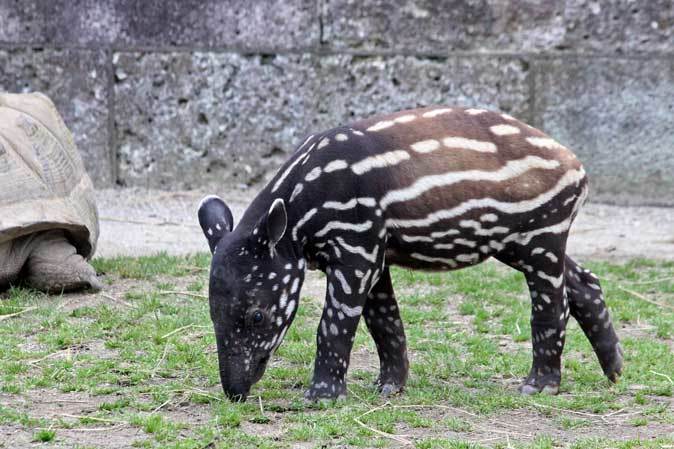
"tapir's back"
325,106,588,269
346,106,583,203
252,106,587,271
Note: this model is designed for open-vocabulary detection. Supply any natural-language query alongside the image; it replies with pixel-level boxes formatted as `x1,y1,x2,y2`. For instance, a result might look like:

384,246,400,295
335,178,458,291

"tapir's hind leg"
496,234,570,395
564,256,623,382
363,267,409,396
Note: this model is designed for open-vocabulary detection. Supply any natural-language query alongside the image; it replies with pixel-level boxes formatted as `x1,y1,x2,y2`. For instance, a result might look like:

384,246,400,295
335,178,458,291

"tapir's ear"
266,198,287,248
198,195,234,253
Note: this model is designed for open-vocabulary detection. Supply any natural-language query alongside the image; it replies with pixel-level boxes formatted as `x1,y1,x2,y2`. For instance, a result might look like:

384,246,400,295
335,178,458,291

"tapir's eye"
252,310,264,325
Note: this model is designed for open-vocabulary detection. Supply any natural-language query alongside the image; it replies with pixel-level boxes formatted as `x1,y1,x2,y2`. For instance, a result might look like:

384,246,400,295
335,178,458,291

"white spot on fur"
285,300,296,319
290,183,304,203
324,159,348,173
526,137,567,151
290,277,300,294
454,238,476,248
317,137,330,149
410,139,440,153
305,167,322,182
366,120,395,132
490,124,520,136
538,271,564,288
422,108,452,118
456,253,480,263
394,114,416,123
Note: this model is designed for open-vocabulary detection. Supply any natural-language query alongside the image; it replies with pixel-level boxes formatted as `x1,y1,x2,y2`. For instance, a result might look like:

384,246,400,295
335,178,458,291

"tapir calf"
198,106,623,401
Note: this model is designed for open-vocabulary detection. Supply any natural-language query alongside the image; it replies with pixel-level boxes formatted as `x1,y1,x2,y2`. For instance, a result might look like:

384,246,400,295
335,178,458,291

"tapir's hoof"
379,383,404,397
304,384,346,402
519,382,559,395
303,393,346,404
601,343,624,384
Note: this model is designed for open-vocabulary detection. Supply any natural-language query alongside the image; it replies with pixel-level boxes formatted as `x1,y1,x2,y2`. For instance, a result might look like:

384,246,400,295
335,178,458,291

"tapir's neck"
236,160,312,262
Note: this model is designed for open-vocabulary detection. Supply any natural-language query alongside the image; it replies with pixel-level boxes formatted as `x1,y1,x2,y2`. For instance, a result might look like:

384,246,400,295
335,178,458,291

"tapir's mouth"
221,355,270,402
252,354,270,384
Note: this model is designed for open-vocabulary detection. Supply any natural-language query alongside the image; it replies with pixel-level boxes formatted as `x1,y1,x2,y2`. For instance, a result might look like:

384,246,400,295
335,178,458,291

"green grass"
0,253,672,448
34,428,56,442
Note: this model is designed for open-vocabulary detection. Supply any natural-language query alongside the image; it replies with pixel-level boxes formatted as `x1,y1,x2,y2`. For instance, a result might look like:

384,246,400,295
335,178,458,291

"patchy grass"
0,253,672,448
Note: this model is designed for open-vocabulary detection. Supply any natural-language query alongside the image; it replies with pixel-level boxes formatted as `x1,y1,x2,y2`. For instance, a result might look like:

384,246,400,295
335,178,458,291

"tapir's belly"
384,222,496,271
381,201,559,271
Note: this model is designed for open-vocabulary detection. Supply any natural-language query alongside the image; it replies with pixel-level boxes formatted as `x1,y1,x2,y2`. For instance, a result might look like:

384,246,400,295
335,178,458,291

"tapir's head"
198,195,304,401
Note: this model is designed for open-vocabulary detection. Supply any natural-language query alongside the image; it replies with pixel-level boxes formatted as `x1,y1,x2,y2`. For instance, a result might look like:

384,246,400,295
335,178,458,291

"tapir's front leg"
306,265,369,400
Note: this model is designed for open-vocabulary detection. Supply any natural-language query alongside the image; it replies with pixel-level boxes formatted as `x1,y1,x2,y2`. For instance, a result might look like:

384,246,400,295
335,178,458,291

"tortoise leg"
24,230,102,293
0,237,35,291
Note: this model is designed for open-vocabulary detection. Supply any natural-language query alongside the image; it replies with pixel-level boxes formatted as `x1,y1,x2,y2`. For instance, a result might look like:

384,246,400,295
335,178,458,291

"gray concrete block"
0,48,112,186
0,0,41,43
0,0,318,50
313,54,531,128
114,51,531,189
534,57,674,206
322,0,673,54
113,52,321,189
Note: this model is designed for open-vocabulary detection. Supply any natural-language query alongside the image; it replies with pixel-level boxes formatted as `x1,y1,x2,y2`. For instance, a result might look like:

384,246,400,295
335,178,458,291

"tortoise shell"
0,92,99,258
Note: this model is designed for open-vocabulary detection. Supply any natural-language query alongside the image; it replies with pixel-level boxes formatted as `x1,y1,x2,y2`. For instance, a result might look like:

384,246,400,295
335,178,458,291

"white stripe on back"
422,108,452,118
386,167,584,228
315,220,373,238
381,156,560,209
323,197,377,210
351,150,410,175
442,137,497,153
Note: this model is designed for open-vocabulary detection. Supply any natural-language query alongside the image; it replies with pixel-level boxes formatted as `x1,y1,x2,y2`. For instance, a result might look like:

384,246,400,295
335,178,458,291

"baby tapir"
198,106,623,401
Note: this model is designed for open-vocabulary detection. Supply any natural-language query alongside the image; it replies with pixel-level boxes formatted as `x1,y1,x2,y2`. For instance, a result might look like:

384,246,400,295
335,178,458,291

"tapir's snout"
216,336,271,402
217,354,253,402
221,381,251,402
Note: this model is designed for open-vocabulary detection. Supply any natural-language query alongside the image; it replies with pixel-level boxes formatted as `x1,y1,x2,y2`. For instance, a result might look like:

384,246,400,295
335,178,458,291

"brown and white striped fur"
199,106,623,401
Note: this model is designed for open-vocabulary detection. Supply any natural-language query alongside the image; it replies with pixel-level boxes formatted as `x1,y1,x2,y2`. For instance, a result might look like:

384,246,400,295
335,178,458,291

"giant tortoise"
0,92,101,293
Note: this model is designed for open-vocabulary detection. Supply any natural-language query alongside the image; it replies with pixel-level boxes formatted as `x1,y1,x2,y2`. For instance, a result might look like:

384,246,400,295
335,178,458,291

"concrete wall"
0,0,672,205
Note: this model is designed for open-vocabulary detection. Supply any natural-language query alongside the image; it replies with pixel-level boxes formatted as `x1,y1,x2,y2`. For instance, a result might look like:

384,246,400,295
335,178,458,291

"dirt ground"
1,188,673,448
2,271,673,449
95,188,674,261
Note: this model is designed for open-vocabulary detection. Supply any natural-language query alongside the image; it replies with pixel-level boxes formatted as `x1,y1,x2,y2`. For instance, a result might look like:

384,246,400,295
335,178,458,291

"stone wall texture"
1,0,672,205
